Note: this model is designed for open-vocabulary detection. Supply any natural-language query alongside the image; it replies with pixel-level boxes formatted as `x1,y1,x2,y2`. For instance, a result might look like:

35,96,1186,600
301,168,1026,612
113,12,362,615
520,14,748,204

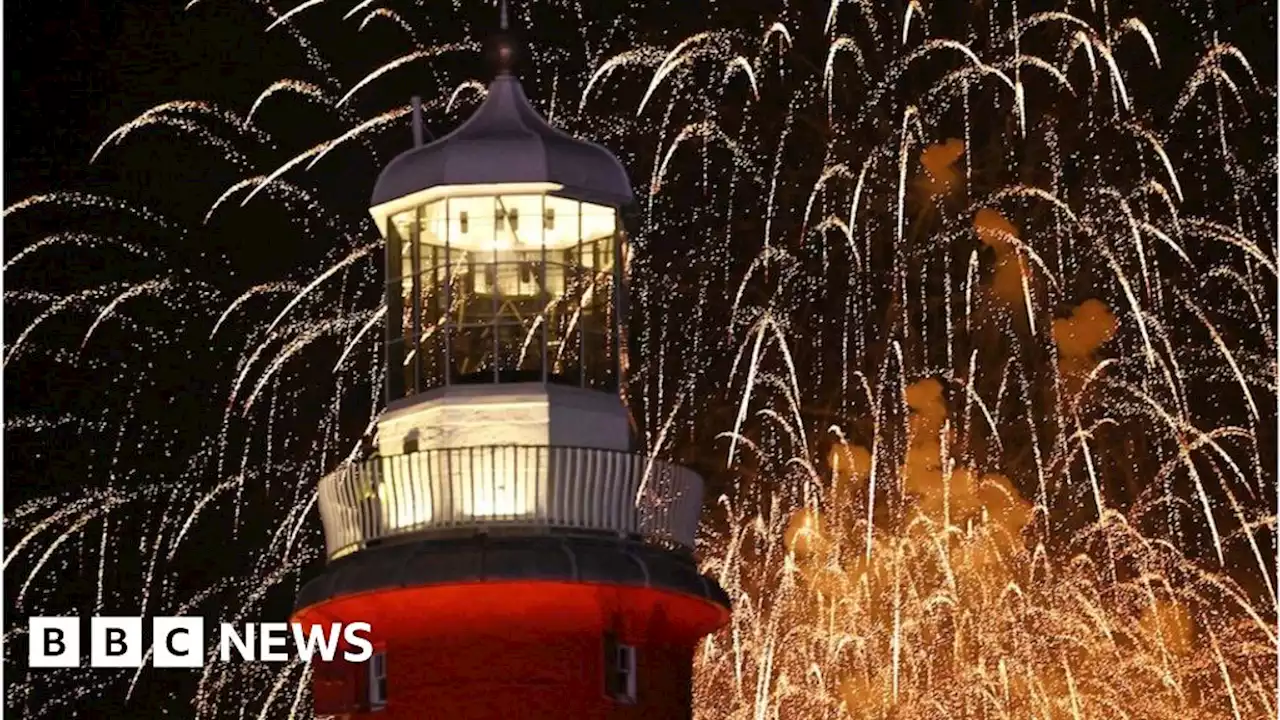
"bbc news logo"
28,617,373,668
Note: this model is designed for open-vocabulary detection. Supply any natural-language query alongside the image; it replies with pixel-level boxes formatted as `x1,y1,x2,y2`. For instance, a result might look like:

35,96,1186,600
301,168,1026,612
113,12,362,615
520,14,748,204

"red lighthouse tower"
291,8,730,718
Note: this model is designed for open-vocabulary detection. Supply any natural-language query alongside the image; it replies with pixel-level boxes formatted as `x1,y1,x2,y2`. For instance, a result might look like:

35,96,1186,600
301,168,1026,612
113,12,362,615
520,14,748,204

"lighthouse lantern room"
291,6,730,719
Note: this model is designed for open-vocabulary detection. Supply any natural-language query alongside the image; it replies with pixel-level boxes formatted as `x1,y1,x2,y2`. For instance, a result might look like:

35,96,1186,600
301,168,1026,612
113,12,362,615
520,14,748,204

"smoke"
1138,599,1196,657
901,378,1031,546
737,369,1267,720
794,379,1033,579
1052,298,1118,359
973,208,1017,252
917,138,965,196
1053,299,1118,394
812,379,1034,549
973,208,1026,304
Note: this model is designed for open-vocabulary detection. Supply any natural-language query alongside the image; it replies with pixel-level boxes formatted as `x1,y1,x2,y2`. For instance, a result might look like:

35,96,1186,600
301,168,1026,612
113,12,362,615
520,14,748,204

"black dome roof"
371,74,634,208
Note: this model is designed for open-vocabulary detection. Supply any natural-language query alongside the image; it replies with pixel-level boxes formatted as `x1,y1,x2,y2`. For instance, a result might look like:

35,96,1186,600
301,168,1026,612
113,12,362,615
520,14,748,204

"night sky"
7,0,1274,199
4,0,1277,717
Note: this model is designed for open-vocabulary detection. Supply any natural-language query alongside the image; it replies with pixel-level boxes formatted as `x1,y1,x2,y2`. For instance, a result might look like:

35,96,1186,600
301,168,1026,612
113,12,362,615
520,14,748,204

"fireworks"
696,377,1275,719
4,1,1275,718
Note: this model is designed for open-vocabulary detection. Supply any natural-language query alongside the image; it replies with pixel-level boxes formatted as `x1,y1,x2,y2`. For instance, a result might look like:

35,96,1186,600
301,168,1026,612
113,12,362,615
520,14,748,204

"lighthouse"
291,8,730,719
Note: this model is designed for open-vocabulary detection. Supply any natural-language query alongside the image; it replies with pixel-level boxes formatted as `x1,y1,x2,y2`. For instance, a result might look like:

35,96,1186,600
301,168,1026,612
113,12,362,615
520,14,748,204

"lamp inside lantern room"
380,183,624,399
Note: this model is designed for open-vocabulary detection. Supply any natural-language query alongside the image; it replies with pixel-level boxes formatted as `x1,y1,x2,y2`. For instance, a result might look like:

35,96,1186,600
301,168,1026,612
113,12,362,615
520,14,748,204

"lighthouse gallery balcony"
317,445,705,560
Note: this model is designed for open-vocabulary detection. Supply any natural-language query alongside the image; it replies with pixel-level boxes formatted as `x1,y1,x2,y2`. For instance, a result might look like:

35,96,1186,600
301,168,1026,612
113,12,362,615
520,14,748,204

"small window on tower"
544,208,556,230
603,632,637,704
459,211,469,234
368,651,388,709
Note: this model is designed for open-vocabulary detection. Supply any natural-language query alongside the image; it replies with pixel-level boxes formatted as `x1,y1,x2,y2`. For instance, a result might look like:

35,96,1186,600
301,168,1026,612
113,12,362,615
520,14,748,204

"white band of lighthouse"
317,444,704,560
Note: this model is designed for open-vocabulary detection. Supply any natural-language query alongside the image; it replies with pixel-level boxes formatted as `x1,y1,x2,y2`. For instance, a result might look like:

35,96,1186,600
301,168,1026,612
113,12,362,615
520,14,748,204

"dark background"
7,0,1275,200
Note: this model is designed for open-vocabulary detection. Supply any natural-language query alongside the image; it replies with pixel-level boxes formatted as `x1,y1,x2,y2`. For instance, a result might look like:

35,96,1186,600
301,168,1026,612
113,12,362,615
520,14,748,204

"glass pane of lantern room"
385,209,413,400
441,195,481,383
539,196,570,384
578,201,618,391
413,200,448,391
427,192,620,391
490,193,547,381
541,195,579,385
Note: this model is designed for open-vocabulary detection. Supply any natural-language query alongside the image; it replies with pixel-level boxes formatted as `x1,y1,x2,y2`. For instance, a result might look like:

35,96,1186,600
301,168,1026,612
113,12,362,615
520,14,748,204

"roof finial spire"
411,96,424,148
486,0,519,77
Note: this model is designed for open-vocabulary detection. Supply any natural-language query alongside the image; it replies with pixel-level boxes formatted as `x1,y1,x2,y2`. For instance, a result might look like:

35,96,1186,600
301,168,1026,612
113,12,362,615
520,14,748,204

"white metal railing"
316,445,704,560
